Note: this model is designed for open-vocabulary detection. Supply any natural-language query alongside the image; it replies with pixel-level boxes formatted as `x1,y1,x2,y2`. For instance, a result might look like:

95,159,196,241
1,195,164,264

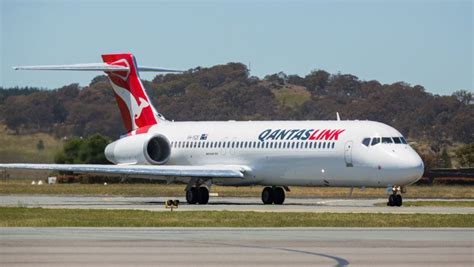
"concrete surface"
1,195,473,214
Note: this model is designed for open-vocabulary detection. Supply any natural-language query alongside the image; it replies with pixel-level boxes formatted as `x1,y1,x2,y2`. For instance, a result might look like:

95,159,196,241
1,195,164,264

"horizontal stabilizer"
13,63,183,73
0,163,247,178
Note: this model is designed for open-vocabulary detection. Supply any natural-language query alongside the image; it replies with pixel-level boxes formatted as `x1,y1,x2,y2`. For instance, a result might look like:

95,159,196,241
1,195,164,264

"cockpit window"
371,137,380,146
362,138,371,147
400,137,407,144
392,137,402,144
382,137,393,144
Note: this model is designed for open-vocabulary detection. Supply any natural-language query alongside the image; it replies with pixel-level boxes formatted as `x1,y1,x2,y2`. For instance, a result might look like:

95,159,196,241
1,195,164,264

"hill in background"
0,63,472,167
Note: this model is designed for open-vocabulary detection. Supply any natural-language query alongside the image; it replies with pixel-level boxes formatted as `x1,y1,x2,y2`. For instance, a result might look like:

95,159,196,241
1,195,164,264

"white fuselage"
111,120,424,188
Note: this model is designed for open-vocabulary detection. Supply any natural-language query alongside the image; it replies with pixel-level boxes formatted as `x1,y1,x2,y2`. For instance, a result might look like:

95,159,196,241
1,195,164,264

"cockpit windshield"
371,137,380,146
362,136,407,146
362,138,371,147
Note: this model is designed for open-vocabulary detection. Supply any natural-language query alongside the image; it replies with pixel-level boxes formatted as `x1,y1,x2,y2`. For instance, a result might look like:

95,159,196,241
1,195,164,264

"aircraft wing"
0,164,247,178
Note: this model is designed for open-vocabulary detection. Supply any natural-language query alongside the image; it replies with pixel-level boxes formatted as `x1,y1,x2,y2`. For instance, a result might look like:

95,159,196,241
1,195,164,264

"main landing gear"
387,185,403,207
186,186,209,205
261,186,286,205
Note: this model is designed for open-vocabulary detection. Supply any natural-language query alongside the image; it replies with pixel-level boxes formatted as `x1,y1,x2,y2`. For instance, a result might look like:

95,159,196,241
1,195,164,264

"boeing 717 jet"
0,53,424,206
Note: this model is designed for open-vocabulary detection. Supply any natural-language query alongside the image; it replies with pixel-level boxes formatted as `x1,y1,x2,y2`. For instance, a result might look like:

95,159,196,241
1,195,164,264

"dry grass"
272,85,311,109
0,125,63,163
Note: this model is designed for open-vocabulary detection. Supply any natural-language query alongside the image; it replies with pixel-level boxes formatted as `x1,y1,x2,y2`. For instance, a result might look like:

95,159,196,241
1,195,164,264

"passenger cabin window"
382,137,393,144
371,137,380,146
362,138,371,147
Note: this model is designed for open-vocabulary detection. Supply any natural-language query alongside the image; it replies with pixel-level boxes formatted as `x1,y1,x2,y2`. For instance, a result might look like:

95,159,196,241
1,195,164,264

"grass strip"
403,201,474,207
0,207,472,227
1,181,473,199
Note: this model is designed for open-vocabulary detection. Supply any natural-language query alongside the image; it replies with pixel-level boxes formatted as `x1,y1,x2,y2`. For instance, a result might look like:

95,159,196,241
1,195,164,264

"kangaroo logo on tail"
109,84,151,129
102,54,159,132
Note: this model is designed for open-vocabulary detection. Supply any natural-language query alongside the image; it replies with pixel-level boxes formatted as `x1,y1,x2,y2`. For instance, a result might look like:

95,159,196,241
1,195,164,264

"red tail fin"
102,53,158,132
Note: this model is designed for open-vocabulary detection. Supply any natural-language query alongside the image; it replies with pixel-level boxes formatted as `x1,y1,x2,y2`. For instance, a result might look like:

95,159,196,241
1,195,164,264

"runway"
1,227,473,266
1,195,473,214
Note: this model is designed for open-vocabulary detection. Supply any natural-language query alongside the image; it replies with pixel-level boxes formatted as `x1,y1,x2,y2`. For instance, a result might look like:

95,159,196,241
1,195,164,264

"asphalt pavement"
1,195,473,214
1,227,472,266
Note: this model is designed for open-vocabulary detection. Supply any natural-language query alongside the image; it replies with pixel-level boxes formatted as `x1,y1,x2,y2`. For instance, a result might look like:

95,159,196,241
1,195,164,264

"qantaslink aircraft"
0,53,424,206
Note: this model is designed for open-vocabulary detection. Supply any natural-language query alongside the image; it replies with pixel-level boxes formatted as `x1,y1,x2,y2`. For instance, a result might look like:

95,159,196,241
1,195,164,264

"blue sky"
1,0,472,95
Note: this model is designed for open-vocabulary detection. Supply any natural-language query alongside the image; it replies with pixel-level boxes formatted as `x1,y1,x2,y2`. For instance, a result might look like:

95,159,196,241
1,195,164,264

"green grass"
403,201,474,207
0,125,63,163
1,180,473,199
1,207,472,227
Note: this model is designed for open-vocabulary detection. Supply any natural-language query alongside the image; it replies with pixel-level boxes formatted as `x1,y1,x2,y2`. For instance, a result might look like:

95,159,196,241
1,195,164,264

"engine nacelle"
105,134,171,165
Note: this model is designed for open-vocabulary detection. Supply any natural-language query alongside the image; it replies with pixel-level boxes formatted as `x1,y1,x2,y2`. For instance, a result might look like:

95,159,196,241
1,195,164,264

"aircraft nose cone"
401,151,424,183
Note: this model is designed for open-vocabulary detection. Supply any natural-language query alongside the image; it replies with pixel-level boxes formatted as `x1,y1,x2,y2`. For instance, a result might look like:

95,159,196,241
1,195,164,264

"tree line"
0,63,472,148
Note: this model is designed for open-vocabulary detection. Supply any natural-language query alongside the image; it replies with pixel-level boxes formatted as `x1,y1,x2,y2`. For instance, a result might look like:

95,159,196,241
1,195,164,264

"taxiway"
1,227,472,266
1,195,473,214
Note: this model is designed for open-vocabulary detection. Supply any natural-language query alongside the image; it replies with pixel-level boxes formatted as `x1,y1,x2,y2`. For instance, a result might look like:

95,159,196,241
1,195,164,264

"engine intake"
146,135,171,164
105,134,171,165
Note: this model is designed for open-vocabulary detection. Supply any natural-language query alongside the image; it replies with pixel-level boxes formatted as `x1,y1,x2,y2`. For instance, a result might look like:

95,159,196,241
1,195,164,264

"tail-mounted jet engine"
105,134,171,165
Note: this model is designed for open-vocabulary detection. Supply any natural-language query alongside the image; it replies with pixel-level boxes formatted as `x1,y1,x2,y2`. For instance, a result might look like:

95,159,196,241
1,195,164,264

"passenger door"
344,141,353,167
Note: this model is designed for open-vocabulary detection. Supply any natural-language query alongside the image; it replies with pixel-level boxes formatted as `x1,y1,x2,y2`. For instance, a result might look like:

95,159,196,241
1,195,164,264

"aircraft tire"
262,187,274,204
273,187,285,205
186,187,198,204
387,195,395,206
395,194,402,207
197,186,209,204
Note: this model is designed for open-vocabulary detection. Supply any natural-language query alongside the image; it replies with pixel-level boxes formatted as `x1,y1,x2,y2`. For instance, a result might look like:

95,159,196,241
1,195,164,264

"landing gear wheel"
197,186,209,205
394,194,402,207
387,194,395,206
387,185,403,207
273,187,285,205
387,194,403,207
261,187,274,204
186,187,198,204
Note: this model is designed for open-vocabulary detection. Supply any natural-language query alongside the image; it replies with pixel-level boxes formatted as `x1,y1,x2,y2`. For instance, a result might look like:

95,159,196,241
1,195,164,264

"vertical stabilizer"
102,53,159,132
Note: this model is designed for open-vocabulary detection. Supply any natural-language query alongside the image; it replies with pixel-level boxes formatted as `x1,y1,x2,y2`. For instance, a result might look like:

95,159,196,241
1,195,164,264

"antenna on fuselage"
336,112,341,121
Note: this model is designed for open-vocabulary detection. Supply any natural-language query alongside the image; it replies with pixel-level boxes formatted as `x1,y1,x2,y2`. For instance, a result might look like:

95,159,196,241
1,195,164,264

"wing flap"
0,164,246,178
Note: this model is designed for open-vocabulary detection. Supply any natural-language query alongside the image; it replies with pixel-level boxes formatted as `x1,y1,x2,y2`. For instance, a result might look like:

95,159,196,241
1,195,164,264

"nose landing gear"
387,185,403,207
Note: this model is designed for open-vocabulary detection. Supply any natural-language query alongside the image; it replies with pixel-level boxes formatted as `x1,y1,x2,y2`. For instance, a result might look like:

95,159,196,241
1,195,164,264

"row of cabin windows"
361,136,407,147
170,140,336,150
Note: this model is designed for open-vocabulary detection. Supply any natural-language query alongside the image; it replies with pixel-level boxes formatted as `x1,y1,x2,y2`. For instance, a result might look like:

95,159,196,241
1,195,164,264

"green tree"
55,134,111,164
455,144,474,167
304,70,330,95
452,90,472,105
78,134,112,164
